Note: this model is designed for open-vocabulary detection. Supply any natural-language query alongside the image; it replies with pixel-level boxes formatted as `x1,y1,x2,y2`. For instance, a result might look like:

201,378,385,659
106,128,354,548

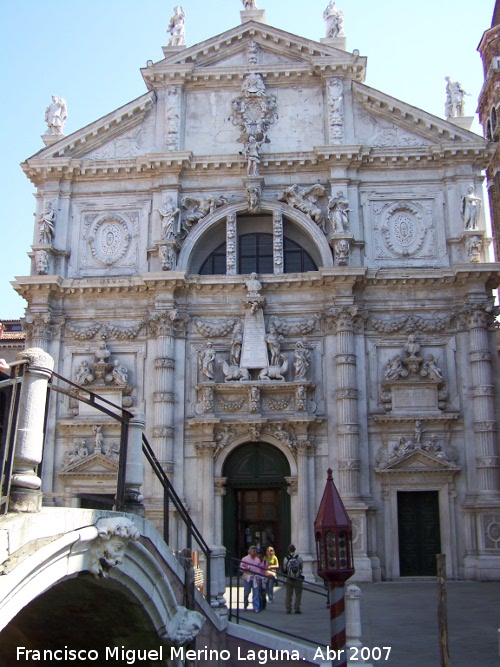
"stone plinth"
240,9,266,24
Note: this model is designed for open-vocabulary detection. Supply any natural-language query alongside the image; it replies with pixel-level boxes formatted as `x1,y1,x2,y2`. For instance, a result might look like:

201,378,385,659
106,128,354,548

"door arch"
222,441,291,565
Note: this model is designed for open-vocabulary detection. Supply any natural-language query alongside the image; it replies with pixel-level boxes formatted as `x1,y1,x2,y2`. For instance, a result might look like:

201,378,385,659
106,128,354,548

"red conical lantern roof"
314,468,351,531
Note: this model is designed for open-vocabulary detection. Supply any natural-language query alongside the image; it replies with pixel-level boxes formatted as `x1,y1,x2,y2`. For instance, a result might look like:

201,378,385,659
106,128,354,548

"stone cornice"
22,142,494,186
14,265,500,303
360,265,500,289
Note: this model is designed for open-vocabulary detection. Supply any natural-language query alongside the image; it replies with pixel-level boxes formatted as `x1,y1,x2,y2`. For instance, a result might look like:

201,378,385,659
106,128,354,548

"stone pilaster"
214,477,227,545
226,212,237,275
466,305,500,496
125,411,146,513
195,441,217,544
295,440,315,565
273,210,284,274
148,310,184,481
331,306,361,498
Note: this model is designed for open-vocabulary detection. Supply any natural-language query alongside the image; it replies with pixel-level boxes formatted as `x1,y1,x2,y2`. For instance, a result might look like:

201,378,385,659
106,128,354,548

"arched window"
199,233,317,275
486,119,492,141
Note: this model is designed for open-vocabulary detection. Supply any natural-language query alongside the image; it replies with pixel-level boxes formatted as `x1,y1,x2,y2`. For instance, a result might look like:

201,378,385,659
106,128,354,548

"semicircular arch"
177,200,334,273
215,433,297,478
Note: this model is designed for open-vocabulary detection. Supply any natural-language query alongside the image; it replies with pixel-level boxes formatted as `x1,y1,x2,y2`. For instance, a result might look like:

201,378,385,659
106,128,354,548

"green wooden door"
397,491,441,576
223,442,291,568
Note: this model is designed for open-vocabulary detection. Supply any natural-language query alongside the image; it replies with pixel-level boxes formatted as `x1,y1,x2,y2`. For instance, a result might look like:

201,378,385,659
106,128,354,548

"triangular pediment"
60,452,119,475
353,81,487,145
142,21,366,86
382,448,459,472
24,92,156,163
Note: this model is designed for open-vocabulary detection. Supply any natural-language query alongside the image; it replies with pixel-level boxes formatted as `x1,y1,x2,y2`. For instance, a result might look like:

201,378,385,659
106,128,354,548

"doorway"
397,490,441,576
222,442,291,565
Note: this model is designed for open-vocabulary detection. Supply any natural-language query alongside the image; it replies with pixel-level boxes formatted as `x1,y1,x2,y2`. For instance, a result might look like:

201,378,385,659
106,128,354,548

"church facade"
15,4,500,581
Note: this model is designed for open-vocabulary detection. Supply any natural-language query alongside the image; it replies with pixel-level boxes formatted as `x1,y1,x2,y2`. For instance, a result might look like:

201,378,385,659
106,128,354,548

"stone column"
467,305,500,496
10,348,54,513
195,441,217,545
125,411,146,514
331,306,361,498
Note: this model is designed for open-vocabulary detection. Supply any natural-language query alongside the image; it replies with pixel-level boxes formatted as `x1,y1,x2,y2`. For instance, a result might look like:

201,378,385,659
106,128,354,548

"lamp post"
314,468,355,667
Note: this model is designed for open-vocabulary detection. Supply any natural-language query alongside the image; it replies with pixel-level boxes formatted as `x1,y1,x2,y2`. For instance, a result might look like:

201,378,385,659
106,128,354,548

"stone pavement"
228,580,500,666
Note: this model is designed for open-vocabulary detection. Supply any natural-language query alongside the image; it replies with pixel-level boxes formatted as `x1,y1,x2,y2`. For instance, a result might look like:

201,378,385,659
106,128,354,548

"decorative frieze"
193,317,240,338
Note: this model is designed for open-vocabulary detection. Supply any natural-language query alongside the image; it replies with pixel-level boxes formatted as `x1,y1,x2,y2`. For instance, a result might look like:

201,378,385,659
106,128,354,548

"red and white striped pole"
329,583,347,667
314,469,355,667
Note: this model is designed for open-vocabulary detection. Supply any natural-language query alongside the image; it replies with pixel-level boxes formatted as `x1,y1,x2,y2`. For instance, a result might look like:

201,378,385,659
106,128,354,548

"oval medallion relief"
89,215,131,266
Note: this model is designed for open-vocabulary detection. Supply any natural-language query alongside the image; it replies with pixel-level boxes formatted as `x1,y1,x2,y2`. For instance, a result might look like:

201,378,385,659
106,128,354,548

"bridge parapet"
0,507,227,646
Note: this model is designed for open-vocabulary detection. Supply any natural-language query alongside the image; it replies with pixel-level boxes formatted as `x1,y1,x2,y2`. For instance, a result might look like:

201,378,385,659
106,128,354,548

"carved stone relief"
35,249,50,275
72,339,134,409
226,212,237,275
278,184,326,233
465,234,483,262
230,72,277,146
380,334,448,413
327,78,344,145
83,113,155,161
82,211,140,270
165,86,182,151
181,194,228,233
372,200,434,260
357,111,430,148
88,517,140,578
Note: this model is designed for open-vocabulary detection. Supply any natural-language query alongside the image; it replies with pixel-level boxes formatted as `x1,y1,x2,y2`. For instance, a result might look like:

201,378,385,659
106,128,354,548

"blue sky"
1,0,494,319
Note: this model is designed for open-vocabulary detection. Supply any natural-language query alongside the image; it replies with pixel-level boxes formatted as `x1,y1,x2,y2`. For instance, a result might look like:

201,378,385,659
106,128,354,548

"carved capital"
148,309,188,337
195,441,217,456
329,306,358,332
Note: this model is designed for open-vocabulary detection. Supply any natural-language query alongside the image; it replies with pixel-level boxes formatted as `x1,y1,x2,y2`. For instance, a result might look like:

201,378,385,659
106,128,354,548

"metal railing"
226,554,328,646
1,364,211,601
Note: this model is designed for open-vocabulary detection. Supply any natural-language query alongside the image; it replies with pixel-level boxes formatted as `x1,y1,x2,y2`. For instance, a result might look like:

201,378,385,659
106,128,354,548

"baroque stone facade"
14,5,500,581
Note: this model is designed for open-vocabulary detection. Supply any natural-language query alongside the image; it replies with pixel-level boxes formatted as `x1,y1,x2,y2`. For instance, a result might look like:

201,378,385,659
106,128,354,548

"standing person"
264,546,279,603
283,544,303,614
240,545,262,612
256,549,267,611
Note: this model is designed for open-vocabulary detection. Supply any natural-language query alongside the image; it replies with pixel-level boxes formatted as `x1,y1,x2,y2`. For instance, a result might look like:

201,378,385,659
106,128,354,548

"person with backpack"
282,544,303,614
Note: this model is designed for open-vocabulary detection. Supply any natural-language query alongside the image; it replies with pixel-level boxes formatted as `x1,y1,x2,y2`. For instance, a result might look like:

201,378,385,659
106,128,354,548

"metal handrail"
48,370,211,599
0,361,28,515
141,434,211,601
